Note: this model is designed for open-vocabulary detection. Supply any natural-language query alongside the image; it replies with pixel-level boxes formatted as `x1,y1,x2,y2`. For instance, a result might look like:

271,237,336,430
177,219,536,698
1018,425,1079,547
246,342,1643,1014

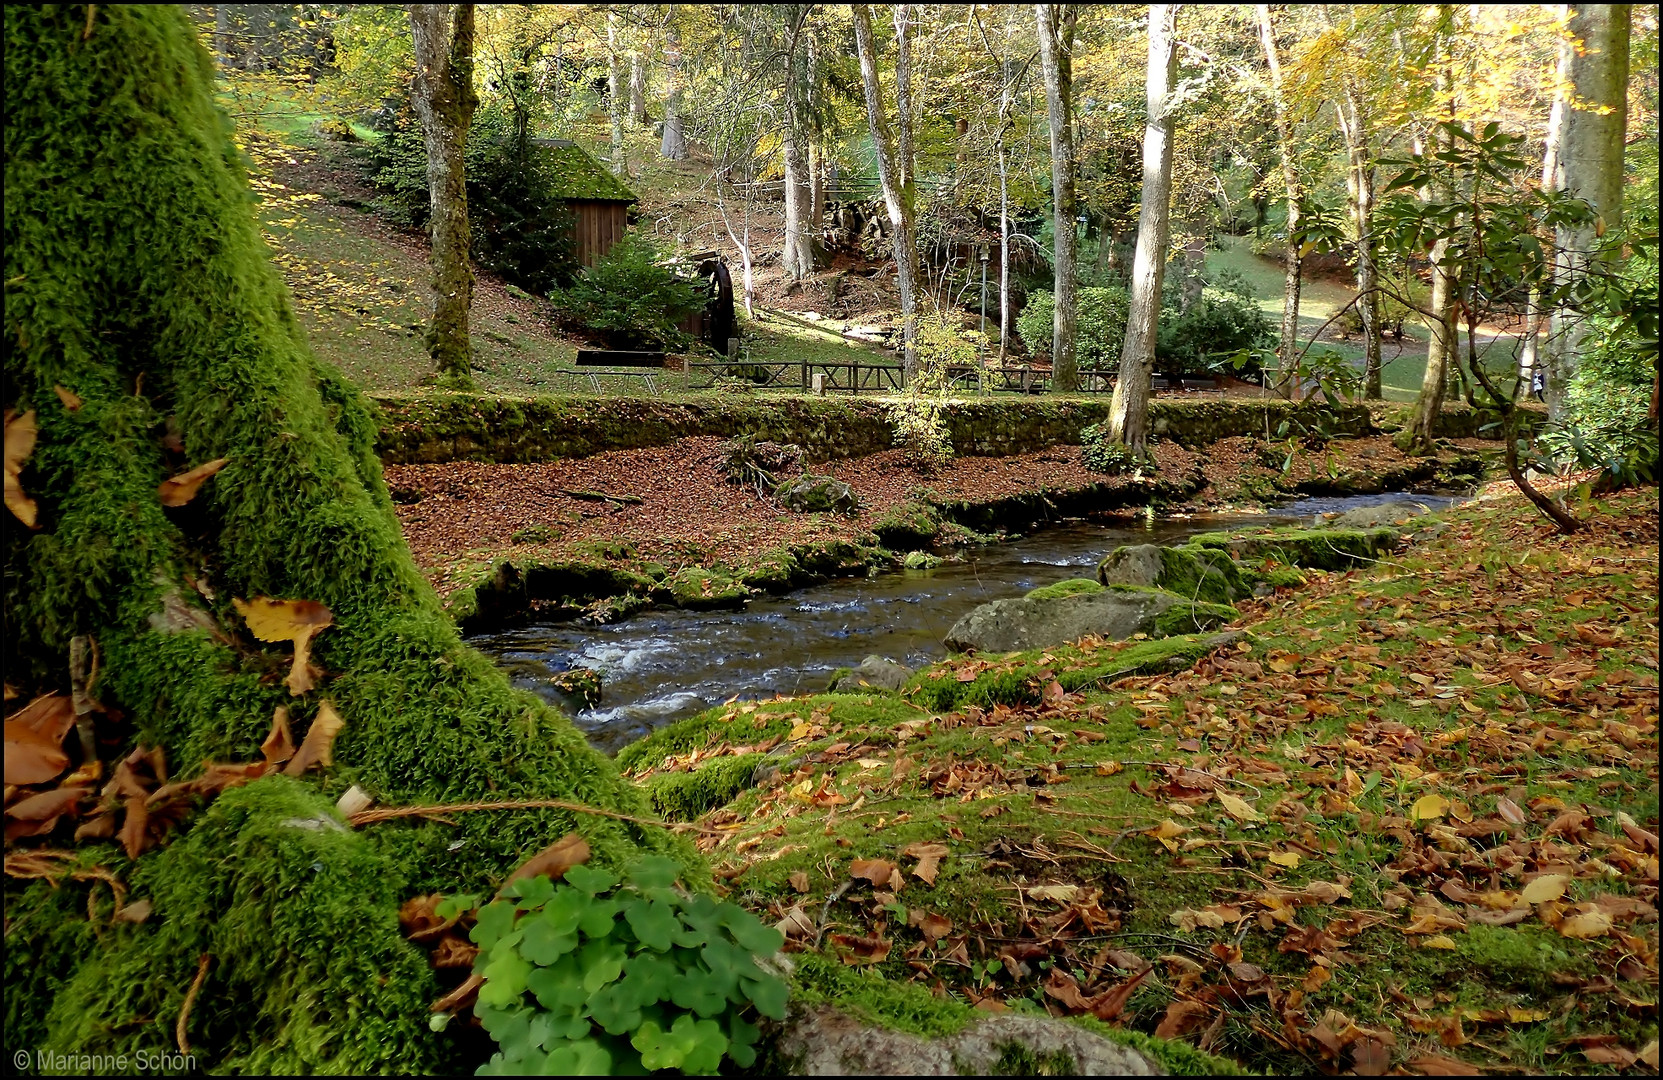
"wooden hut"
531,138,637,266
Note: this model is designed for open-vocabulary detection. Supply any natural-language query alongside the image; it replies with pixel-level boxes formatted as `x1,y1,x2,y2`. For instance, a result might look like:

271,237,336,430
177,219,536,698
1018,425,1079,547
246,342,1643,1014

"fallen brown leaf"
4,720,70,785
233,596,333,696
1155,999,1210,1040
499,832,590,894
283,700,345,776
4,409,39,527
261,705,295,766
158,457,229,507
53,385,83,411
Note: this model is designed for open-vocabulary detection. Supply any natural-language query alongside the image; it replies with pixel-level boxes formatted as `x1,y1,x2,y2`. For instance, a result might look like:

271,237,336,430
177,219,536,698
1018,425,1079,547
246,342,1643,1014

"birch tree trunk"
1336,91,1383,399
1545,3,1631,421
1255,3,1301,399
606,9,626,175
852,2,921,380
1108,3,1179,454
1518,10,1574,389
659,26,686,159
629,52,647,125
1035,3,1079,393
410,3,478,389
781,4,819,280
1406,7,1459,454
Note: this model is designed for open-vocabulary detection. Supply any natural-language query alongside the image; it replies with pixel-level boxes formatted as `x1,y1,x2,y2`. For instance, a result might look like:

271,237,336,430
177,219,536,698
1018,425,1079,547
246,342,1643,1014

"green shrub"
1080,423,1138,473
550,231,707,350
1155,286,1274,378
362,104,579,295
460,858,787,1075
1016,286,1130,369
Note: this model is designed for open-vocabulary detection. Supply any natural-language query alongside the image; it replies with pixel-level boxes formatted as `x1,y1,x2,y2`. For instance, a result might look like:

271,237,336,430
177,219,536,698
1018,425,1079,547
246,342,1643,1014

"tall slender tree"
409,3,479,388
1545,4,1631,420
1035,3,1079,393
606,7,626,174
1108,4,1180,455
781,4,819,280
1255,4,1302,398
1320,5,1384,400
1405,6,1461,455
660,22,687,159
852,2,921,379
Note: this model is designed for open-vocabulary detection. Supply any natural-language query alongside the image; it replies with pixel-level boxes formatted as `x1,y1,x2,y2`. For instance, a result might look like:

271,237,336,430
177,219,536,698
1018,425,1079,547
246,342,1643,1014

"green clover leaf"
477,948,532,1009
469,900,519,951
562,864,619,896
624,898,679,952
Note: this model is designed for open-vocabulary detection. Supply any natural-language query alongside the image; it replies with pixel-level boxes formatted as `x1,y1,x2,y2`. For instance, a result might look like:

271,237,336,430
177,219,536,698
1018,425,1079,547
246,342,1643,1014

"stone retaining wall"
372,393,1425,465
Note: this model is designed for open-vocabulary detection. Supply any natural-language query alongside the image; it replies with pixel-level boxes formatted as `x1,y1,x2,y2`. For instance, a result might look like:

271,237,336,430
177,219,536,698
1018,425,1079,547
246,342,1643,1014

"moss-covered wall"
1370,400,1546,439
372,394,1391,465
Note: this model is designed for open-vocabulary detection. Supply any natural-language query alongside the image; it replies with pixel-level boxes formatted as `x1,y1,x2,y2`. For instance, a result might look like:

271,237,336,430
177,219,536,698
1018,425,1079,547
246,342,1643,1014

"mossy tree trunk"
4,6,687,1071
410,3,479,389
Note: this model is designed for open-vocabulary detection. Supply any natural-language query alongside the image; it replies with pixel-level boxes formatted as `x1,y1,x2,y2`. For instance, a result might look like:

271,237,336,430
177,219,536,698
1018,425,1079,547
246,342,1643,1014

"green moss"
1062,1015,1246,1077
789,951,977,1038
665,566,749,609
906,632,1239,712
1152,597,1240,636
646,754,766,821
4,9,694,1070
873,500,943,550
3,864,106,1060
1023,578,1104,601
1456,924,1587,990
533,139,637,203
989,1043,1078,1075
1187,526,1400,571
509,524,558,545
39,778,442,1072
903,551,944,570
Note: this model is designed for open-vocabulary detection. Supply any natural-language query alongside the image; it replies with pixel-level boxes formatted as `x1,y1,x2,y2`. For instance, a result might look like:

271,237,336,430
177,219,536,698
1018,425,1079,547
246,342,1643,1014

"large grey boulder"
944,587,1233,654
832,655,913,692
1328,499,1432,529
774,1005,1163,1075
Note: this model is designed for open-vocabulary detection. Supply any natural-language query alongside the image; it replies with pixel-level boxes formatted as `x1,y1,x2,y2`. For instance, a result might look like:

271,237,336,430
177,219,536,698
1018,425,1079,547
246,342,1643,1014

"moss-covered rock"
776,474,860,515
665,566,750,609
903,551,944,570
645,754,767,821
1023,577,1104,601
873,500,943,550
946,585,1234,654
1187,525,1401,571
1096,543,1247,604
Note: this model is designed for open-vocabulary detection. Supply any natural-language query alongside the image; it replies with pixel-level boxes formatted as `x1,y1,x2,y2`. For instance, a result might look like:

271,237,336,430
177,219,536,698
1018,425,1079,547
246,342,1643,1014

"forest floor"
620,483,1660,1076
385,434,1491,603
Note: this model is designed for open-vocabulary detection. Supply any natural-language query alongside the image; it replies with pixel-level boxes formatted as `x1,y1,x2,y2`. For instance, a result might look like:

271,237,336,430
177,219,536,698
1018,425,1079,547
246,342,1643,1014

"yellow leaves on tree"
158,457,229,507
5,409,38,527
233,596,333,695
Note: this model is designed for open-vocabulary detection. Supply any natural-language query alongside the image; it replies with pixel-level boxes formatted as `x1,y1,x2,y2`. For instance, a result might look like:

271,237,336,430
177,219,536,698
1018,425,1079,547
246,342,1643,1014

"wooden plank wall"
573,202,630,266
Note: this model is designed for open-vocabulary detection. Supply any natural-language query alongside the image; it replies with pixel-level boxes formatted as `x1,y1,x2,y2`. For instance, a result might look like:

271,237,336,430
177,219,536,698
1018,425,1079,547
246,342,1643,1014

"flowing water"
471,493,1460,754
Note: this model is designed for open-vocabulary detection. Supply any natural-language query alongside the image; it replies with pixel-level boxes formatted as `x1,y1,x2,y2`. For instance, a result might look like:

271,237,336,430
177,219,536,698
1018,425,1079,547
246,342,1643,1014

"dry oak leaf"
282,700,345,776
261,706,295,766
906,908,953,943
788,871,810,893
158,457,229,507
4,719,70,785
233,596,333,696
850,858,902,889
4,409,39,527
498,832,590,895
901,841,950,885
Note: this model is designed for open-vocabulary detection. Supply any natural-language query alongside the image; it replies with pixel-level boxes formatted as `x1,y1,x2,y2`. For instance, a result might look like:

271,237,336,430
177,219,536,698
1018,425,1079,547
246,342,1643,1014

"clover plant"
460,856,788,1075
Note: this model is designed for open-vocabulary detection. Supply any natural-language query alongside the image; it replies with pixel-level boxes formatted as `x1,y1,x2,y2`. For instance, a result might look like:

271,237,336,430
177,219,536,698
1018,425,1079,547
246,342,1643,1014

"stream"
471,492,1460,754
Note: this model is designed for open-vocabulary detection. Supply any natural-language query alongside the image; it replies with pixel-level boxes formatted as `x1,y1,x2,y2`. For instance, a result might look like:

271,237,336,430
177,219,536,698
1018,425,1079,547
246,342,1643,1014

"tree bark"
1545,3,1631,421
1406,7,1459,455
852,3,921,380
1255,4,1301,399
1518,9,1574,390
659,26,686,159
5,8,687,1067
606,8,626,175
629,51,647,125
1336,90,1382,400
892,5,917,192
781,4,819,280
1108,3,1179,454
410,3,478,388
1035,3,1079,393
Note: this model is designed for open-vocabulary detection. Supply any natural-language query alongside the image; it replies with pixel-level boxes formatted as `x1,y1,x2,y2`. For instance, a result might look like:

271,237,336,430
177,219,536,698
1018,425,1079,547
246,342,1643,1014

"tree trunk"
1035,3,1079,393
781,4,819,280
807,29,825,235
1518,11,1574,390
659,27,686,159
410,4,479,389
606,8,626,175
892,5,917,192
1545,3,1631,421
1255,3,1301,399
629,51,647,125
1407,7,1459,455
1108,3,1179,455
4,7,686,1070
852,3,920,380
1336,90,1383,400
